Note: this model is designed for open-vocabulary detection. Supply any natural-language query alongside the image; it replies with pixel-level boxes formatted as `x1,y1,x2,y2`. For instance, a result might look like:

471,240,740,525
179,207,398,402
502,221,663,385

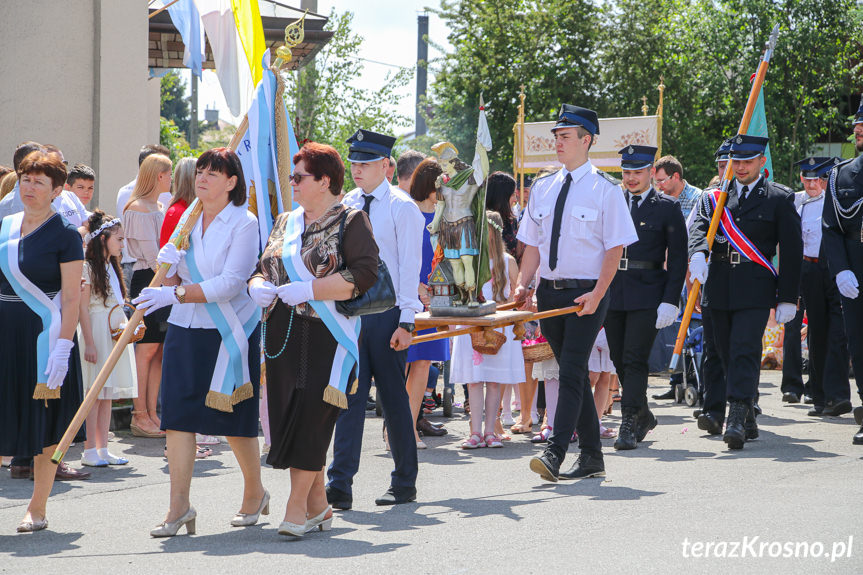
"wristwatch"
174,285,186,304
398,322,415,333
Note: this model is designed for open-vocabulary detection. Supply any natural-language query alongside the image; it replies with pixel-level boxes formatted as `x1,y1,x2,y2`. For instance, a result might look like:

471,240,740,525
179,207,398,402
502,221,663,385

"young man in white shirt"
515,105,637,481
327,130,424,507
64,164,95,215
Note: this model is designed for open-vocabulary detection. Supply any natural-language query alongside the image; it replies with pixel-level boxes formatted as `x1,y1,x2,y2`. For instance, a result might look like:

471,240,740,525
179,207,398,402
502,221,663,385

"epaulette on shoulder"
769,181,795,198
531,172,556,187
596,169,620,185
836,158,854,169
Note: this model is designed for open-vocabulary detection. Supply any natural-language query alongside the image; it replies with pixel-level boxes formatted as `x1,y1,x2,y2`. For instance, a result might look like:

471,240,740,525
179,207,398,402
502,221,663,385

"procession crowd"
2,99,863,539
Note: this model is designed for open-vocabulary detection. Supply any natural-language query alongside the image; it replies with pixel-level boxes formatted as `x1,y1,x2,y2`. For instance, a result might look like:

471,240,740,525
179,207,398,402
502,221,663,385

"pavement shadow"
0,477,76,501
0,531,83,556
605,445,718,463
540,481,666,501
335,507,445,531
712,430,843,462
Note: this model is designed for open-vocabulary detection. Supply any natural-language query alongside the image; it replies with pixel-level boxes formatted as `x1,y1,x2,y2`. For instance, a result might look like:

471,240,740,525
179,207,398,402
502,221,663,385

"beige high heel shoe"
150,507,196,537
304,505,333,533
230,490,270,527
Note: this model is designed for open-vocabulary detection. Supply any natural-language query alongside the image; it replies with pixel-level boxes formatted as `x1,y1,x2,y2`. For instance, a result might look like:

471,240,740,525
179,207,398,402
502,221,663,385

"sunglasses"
289,172,314,183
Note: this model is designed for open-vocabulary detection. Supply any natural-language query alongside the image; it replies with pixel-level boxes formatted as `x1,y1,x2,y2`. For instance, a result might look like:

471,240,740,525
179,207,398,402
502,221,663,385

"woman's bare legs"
406,360,431,443
225,436,266,514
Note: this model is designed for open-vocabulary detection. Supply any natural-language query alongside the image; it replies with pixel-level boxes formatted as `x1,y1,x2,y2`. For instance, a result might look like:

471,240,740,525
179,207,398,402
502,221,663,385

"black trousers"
604,308,658,410
700,306,728,420
781,304,805,396
536,284,606,461
801,260,851,405
709,307,770,402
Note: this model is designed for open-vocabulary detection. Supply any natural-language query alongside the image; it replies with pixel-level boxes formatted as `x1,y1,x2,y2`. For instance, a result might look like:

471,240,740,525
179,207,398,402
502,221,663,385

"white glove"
45,338,75,390
655,302,679,329
836,270,859,299
688,252,708,284
157,243,186,278
132,286,178,316
249,280,278,308
276,280,314,307
774,302,797,325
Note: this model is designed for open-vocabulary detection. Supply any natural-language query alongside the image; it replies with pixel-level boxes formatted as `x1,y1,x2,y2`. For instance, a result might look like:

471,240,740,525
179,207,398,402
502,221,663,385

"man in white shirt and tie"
515,104,638,481
327,129,425,507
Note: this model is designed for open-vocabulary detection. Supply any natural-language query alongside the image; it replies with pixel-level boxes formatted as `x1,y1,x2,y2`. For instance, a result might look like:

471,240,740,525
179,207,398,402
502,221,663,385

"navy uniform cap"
728,134,769,160
854,96,863,125
814,157,844,179
794,156,831,179
618,144,657,170
551,104,599,136
345,129,396,163
714,138,732,161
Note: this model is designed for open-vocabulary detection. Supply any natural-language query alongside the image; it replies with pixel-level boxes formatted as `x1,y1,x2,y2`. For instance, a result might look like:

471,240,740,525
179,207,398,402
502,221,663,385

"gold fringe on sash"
205,390,234,413
349,378,359,395
32,383,60,400
231,381,254,404
323,386,348,410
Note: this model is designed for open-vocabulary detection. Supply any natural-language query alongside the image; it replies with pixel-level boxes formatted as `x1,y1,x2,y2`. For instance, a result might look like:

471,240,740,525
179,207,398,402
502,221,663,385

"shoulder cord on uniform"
829,167,863,235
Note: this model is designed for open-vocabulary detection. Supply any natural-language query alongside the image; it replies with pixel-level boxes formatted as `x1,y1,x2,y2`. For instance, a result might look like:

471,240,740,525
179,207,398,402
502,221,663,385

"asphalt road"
1,371,861,574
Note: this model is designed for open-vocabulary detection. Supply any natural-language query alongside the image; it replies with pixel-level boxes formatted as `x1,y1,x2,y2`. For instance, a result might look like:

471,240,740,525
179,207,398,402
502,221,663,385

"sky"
194,0,452,135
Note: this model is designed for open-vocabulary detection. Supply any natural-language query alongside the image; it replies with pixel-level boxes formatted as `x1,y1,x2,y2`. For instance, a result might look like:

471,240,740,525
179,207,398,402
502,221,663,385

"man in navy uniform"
794,156,852,417
604,145,687,450
821,98,863,445
515,104,637,481
688,134,802,450
327,129,425,506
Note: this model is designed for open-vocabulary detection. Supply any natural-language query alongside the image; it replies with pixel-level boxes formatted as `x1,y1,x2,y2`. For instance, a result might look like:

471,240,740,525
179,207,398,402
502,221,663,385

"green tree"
161,70,191,136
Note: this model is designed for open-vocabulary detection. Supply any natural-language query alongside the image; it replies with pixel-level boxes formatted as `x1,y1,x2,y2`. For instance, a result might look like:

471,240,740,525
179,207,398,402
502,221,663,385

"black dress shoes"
375,486,416,506
822,399,853,417
529,450,561,483
781,392,800,403
558,453,605,480
853,426,863,446
807,405,824,416
325,484,353,510
803,395,815,405
416,418,447,437
652,388,676,400
855,406,863,426
697,412,723,435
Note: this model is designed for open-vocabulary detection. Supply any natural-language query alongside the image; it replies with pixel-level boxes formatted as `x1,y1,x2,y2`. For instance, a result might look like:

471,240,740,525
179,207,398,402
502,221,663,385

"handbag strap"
337,207,351,269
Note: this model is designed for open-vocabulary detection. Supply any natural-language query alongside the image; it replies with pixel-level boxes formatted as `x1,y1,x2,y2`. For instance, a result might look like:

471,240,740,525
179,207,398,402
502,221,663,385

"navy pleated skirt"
160,323,261,438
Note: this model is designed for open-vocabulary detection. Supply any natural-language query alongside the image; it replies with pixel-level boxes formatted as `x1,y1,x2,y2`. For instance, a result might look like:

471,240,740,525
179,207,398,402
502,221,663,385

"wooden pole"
148,0,182,19
668,24,779,371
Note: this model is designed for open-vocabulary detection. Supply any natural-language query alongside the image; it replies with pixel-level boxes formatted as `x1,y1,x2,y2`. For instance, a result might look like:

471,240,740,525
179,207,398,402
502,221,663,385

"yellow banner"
231,0,266,85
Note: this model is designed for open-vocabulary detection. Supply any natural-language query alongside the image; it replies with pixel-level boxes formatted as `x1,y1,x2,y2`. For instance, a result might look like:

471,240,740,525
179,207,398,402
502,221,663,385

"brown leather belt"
803,256,819,263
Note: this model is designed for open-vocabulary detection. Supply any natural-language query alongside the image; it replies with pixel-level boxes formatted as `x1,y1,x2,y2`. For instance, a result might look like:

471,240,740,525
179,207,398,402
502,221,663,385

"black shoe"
807,405,824,416
854,425,863,446
823,399,853,417
855,406,863,426
325,484,353,510
697,412,723,435
635,405,657,442
529,450,561,483
803,395,815,405
558,453,605,480
723,401,747,450
375,486,417,506
752,402,762,416
416,417,447,437
781,392,800,404
613,407,639,451
652,388,676,400
692,409,703,419
744,406,759,440
366,396,376,411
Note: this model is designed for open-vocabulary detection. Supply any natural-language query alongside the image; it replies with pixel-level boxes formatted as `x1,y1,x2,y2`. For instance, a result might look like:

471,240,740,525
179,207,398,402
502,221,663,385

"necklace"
261,306,294,359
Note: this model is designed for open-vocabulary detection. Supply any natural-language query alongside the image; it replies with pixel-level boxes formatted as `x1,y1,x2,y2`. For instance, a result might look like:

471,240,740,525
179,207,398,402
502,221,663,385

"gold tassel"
322,386,348,409
349,378,359,395
205,390,234,413
32,383,60,400
231,382,254,404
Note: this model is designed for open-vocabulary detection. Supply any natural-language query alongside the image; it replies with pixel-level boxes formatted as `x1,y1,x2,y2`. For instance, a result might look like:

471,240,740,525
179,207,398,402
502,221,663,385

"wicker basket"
109,304,147,344
470,329,506,355
522,341,554,363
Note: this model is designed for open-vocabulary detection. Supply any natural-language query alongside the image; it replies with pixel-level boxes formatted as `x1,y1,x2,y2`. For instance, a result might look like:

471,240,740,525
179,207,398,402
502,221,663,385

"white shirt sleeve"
601,183,639,250
516,193,540,247
198,215,259,303
394,199,424,323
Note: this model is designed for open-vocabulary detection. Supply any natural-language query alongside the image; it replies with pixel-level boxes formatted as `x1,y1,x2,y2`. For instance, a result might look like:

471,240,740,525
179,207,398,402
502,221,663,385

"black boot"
744,404,759,440
614,407,639,450
558,452,606,479
529,449,562,482
724,401,747,450
697,412,723,435
635,404,658,442
853,425,863,445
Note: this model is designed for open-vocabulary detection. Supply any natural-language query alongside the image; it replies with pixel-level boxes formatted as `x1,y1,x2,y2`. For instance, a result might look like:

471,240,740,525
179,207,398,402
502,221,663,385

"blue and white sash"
0,212,63,398
281,208,360,409
170,200,258,412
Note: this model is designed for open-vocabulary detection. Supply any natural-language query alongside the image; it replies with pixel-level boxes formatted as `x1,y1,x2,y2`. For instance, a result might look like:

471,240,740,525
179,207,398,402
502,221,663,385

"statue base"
429,301,496,317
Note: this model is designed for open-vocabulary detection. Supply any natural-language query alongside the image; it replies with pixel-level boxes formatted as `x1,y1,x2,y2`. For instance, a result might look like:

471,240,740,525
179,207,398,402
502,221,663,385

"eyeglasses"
654,175,674,185
289,172,314,183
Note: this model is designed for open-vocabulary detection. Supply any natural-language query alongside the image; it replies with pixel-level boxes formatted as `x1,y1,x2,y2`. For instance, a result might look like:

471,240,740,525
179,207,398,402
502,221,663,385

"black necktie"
362,194,374,215
630,194,641,218
739,185,749,206
548,174,572,271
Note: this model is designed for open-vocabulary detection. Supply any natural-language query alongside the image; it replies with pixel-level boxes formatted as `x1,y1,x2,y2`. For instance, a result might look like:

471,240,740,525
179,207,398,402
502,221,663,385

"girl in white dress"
452,212,525,449
78,210,138,466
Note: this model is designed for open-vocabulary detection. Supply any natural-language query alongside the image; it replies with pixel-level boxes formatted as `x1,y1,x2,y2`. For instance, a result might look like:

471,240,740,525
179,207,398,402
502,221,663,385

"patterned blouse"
252,203,379,319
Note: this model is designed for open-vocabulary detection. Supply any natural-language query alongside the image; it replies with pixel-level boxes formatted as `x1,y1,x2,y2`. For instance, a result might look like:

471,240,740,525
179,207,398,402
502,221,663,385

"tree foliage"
161,71,191,136
429,0,862,187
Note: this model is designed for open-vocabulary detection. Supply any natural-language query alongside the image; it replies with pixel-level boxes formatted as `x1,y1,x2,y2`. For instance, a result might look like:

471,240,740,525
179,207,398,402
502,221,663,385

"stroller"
674,311,704,407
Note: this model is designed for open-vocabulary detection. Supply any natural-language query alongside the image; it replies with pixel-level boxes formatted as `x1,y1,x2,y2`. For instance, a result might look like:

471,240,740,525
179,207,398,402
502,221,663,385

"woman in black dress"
248,142,378,537
0,151,83,532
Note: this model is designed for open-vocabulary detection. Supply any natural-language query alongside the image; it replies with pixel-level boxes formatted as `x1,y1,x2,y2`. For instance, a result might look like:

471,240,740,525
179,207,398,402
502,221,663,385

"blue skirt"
406,327,451,363
160,324,261,437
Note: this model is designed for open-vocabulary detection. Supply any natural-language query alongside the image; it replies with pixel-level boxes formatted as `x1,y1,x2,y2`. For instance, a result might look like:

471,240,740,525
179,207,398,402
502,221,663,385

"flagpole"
148,0,182,19
668,24,779,372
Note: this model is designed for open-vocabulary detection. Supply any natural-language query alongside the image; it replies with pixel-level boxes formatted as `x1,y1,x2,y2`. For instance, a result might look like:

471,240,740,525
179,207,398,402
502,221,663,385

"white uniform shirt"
117,178,172,264
795,190,824,258
517,162,638,279
167,203,259,329
0,182,88,227
342,179,424,323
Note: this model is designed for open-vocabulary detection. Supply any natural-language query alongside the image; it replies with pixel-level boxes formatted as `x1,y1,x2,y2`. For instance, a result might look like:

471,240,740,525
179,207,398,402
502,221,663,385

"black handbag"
335,208,397,317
